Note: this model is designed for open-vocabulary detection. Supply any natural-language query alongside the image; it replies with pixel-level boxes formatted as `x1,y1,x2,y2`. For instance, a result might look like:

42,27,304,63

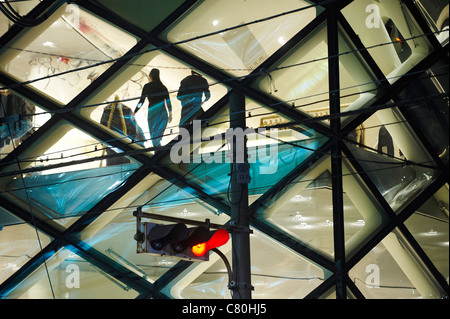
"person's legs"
148,107,168,148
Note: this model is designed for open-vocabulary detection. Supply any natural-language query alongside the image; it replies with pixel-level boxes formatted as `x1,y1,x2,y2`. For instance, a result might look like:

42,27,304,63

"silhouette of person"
177,70,210,126
134,68,172,148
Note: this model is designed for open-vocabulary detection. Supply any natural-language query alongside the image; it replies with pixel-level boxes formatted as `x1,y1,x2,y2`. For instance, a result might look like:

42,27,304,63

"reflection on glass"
163,0,322,77
0,4,137,105
2,247,139,299
0,123,141,228
258,156,388,259
405,187,449,281
342,0,433,83
0,0,40,37
266,168,336,257
84,50,228,150
0,209,52,285
349,229,444,299
0,90,51,160
414,1,449,45
345,107,438,212
252,23,379,126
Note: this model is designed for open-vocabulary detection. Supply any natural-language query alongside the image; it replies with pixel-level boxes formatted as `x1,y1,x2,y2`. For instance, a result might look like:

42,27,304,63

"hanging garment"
100,97,145,165
0,91,35,147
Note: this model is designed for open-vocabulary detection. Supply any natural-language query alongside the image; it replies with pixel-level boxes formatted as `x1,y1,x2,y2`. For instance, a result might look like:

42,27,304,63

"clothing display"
0,91,35,148
377,125,394,157
100,96,145,165
177,72,210,126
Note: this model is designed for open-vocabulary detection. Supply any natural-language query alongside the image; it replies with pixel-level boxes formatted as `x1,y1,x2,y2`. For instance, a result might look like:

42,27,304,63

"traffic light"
135,222,229,262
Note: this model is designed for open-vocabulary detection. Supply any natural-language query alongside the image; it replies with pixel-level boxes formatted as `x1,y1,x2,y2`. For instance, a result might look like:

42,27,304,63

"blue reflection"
7,163,140,220
175,135,327,198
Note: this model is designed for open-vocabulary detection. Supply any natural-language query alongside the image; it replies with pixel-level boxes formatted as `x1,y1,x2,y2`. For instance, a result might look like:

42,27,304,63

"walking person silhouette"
134,68,172,148
177,70,210,126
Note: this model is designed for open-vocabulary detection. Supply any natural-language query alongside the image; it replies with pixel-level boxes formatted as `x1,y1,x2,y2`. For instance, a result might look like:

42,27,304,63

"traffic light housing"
136,222,229,262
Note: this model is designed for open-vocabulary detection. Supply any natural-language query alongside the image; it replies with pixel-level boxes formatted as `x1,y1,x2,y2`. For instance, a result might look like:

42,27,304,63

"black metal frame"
0,0,448,299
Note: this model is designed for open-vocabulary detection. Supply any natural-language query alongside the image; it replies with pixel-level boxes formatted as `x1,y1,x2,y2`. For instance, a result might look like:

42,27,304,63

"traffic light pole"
228,91,253,299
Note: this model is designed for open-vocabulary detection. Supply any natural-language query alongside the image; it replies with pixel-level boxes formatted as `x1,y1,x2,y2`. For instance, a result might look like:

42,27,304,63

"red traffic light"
191,229,229,257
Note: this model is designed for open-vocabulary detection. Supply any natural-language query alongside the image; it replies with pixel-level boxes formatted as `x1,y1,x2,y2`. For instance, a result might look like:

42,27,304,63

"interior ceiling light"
42,41,55,47
427,229,438,236
322,219,333,226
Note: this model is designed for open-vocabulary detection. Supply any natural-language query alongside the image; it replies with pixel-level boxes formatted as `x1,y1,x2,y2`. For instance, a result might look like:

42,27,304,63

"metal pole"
328,6,346,299
228,91,253,299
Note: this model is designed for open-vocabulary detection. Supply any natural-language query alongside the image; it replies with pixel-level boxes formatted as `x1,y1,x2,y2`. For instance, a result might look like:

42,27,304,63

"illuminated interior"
0,0,448,299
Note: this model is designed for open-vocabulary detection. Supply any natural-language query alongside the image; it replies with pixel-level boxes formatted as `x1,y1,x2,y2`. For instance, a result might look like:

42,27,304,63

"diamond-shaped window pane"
78,173,230,284
344,107,439,213
0,4,138,105
0,121,141,228
342,0,434,84
257,155,389,259
163,0,323,77
0,208,52,286
1,91,52,160
349,229,445,299
80,48,228,151
2,247,139,299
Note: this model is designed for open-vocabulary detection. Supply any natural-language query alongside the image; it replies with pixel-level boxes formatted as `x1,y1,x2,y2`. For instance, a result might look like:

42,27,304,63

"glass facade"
0,0,448,300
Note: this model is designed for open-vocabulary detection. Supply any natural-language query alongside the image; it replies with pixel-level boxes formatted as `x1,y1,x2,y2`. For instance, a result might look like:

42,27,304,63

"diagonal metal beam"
0,0,63,47
345,174,447,273
0,239,63,298
328,3,346,299
250,218,335,272
147,37,332,138
249,139,333,214
397,223,449,296
342,44,449,134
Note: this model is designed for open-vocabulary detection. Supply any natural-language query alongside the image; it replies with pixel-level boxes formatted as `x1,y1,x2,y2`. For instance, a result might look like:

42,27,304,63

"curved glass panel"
78,173,230,284
342,0,434,83
81,48,228,151
1,91,52,160
0,208,52,286
405,186,449,282
0,121,141,228
2,247,139,299
257,155,389,259
252,23,380,127
164,120,327,201
345,107,439,213
0,4,138,105
163,0,323,78
349,229,445,299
